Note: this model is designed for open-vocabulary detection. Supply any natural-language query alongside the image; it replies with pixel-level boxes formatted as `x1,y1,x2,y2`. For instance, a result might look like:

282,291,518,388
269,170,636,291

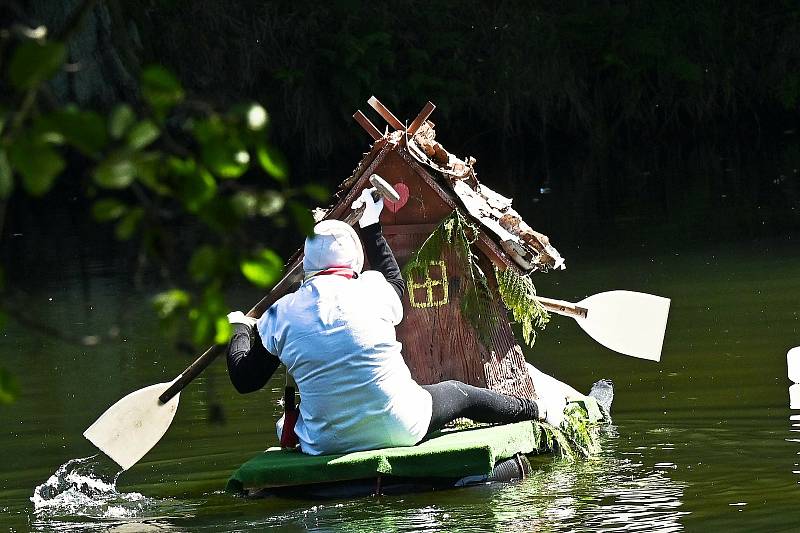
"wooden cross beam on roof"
352,110,382,141
368,96,404,130
407,101,436,137
353,97,437,142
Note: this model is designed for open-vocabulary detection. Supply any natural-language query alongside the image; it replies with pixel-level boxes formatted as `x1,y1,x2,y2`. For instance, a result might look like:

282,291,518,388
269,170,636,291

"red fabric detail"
280,407,299,448
315,267,356,279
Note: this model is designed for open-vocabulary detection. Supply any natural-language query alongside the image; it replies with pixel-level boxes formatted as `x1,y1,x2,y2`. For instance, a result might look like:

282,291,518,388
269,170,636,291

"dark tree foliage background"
7,1,800,248
0,0,797,404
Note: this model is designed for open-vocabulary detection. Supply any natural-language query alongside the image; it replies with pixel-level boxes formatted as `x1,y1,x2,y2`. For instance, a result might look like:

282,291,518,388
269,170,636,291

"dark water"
1,237,799,531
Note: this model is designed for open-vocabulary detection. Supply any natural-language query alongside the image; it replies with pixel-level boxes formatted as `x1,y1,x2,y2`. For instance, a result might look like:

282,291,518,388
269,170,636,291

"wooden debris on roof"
345,97,565,273
407,123,565,272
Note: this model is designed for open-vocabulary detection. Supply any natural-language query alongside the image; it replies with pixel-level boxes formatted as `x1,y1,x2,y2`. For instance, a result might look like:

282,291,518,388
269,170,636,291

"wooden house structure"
311,98,565,400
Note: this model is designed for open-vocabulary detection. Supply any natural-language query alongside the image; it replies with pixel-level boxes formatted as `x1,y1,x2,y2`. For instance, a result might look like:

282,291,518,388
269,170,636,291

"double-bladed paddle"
84,176,669,469
536,290,671,362
84,288,669,470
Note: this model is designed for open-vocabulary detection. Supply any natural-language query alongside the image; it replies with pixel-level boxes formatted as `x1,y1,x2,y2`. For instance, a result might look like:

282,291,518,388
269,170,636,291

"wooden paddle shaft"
535,296,588,319
158,181,396,404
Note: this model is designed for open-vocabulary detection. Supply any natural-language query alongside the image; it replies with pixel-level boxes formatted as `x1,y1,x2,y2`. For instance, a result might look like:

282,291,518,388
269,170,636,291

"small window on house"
407,260,449,308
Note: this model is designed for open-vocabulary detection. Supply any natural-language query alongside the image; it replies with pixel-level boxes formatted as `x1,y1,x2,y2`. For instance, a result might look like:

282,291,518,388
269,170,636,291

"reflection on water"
219,430,687,532
480,430,687,533
24,430,688,532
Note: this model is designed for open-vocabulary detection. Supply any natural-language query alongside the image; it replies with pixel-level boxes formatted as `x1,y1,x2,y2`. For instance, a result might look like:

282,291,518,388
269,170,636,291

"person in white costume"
226,189,590,455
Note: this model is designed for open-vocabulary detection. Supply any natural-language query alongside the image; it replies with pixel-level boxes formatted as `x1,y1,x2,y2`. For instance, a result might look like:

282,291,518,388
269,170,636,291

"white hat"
302,220,364,275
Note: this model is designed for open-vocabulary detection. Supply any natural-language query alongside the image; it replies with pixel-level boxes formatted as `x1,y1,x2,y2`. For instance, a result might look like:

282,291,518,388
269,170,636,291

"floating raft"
226,421,557,496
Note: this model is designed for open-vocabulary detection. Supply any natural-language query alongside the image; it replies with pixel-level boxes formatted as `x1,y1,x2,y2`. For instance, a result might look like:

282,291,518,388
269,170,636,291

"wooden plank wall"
365,148,536,400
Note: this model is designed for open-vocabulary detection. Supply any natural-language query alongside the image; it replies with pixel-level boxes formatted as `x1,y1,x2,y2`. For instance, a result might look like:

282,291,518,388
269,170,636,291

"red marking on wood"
384,183,409,213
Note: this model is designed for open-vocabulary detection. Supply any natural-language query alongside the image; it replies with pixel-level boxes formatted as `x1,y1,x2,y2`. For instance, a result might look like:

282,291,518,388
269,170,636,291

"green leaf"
256,144,288,182
141,65,184,114
153,289,190,318
0,149,13,199
109,104,136,139
127,120,160,150
231,190,285,219
203,142,249,179
258,190,285,217
304,184,329,202
215,318,233,345
9,40,67,90
496,266,548,347
198,197,243,234
189,306,214,346
0,367,19,405
240,249,284,288
8,140,64,196
91,198,128,221
134,152,168,194
94,152,136,189
188,245,219,282
115,207,144,240
191,116,226,144
288,200,315,235
41,108,107,156
231,191,258,217
178,167,217,211
189,285,230,346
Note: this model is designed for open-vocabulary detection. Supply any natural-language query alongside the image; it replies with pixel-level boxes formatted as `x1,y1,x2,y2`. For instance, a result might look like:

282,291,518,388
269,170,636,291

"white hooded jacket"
258,263,432,455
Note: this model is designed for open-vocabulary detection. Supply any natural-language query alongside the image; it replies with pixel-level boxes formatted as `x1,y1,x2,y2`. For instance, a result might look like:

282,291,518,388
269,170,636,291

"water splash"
31,455,150,519
29,455,198,531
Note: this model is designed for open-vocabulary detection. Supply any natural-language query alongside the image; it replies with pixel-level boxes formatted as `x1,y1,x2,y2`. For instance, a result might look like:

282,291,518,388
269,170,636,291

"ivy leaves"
495,267,549,347
403,210,498,347
403,210,549,349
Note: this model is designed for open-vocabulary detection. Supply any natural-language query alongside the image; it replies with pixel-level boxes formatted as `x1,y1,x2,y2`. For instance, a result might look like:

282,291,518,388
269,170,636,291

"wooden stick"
353,110,383,140
368,96,404,130
407,101,436,137
535,296,588,319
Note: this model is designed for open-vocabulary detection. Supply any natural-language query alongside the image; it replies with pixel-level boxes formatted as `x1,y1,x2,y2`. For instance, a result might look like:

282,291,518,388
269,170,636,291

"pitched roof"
323,99,565,274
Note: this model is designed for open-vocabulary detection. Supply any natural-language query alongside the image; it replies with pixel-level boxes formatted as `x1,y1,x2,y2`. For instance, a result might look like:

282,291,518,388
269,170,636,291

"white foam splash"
31,455,148,519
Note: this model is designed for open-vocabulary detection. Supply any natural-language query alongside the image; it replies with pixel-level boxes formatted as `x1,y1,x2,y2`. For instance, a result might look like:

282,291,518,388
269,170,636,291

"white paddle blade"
791,384,800,409
574,291,670,362
83,382,180,470
788,347,800,383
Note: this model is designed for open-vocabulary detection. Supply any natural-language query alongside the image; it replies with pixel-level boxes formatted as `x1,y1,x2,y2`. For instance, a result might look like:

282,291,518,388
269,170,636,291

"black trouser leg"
422,380,540,435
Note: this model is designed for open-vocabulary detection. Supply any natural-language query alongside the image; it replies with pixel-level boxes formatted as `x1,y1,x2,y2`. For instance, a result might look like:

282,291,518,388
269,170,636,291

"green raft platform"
226,416,597,498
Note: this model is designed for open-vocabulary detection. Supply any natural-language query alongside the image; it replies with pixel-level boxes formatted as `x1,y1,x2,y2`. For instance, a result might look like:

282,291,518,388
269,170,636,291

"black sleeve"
226,323,281,394
358,222,406,299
